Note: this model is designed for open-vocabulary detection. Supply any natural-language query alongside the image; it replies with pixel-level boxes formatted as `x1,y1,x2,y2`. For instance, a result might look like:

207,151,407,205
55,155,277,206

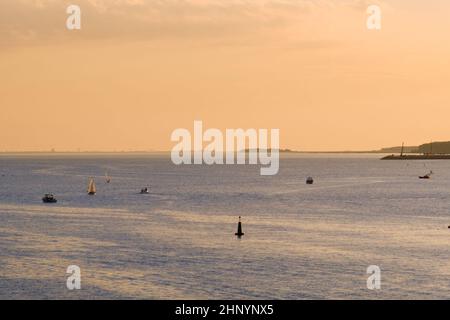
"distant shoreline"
0,151,167,154
3,141,449,155
0,150,391,155
381,154,450,160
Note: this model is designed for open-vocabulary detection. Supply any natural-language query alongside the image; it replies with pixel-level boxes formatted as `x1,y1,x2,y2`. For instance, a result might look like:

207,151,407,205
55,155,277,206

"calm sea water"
0,153,449,299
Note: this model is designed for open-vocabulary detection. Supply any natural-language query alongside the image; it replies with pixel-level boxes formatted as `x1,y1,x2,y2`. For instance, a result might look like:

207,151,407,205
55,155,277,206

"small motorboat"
42,194,57,203
139,187,150,194
419,171,433,179
306,177,314,184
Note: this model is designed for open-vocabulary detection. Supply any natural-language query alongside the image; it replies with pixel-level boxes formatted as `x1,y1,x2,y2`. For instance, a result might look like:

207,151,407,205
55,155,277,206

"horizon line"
0,149,402,154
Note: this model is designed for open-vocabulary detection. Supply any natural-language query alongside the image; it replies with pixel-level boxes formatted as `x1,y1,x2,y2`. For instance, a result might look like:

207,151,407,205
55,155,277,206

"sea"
0,153,449,299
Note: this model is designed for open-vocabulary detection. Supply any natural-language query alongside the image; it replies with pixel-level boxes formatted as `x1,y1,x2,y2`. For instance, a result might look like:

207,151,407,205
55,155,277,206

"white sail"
88,178,96,194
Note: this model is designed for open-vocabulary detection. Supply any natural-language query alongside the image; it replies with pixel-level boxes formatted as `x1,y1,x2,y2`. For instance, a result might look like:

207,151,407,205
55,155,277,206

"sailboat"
87,178,96,195
105,172,111,184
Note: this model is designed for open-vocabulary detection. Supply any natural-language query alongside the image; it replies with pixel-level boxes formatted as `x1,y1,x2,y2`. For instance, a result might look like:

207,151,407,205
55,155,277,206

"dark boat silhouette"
42,194,57,203
306,177,314,184
139,187,150,194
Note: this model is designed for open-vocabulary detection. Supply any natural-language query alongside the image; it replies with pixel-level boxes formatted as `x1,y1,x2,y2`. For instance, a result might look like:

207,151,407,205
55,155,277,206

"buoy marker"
235,216,244,238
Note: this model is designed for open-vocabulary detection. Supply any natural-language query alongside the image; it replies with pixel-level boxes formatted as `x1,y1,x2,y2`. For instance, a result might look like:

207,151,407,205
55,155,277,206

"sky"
1,0,450,151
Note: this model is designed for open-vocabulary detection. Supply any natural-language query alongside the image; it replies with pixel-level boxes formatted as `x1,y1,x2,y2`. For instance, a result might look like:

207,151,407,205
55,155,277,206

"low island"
380,141,450,160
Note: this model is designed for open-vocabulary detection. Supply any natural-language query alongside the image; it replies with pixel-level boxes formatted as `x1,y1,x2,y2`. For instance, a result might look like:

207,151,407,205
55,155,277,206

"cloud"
0,0,386,48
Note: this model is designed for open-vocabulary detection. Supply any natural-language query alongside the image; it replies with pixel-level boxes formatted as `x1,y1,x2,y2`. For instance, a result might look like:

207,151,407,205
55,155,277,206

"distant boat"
105,172,111,184
42,194,57,203
87,178,96,195
306,177,314,184
139,187,150,194
419,171,433,179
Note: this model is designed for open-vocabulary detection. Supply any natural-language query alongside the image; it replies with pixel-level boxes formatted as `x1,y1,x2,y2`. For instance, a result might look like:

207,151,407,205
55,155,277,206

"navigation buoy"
235,216,244,238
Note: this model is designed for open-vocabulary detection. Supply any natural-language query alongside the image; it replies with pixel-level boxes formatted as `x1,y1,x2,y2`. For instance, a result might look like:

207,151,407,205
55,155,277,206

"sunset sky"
1,0,449,151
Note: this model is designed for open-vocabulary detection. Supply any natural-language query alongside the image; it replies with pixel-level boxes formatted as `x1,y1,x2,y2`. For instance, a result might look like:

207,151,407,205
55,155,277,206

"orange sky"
1,0,450,151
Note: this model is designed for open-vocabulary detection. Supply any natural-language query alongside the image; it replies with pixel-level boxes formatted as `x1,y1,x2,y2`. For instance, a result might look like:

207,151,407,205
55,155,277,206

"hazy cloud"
0,0,386,47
